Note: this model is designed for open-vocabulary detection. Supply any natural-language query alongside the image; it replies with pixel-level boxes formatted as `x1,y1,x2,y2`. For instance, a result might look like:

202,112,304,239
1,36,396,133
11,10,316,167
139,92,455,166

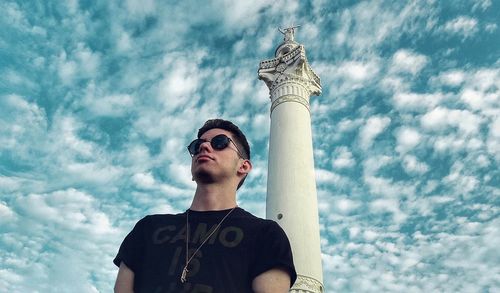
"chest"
136,220,256,293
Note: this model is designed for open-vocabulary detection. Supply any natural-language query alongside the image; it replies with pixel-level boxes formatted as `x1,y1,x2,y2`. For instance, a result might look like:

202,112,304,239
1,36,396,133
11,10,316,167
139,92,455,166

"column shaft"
267,89,323,292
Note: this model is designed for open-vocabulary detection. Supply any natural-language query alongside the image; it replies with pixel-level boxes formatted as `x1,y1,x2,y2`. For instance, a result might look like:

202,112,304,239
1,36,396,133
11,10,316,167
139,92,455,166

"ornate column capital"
258,45,321,96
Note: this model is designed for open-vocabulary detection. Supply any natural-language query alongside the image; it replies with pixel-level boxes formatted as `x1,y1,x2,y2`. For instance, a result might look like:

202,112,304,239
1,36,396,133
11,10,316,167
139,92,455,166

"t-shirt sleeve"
251,220,297,287
113,216,148,272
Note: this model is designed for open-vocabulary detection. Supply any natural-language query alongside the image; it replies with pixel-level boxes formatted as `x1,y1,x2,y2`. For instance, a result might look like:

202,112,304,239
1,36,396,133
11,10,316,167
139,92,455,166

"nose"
198,140,212,154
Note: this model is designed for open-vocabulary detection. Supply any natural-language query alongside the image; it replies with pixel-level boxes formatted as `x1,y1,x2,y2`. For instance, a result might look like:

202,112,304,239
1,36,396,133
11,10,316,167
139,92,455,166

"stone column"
258,28,323,293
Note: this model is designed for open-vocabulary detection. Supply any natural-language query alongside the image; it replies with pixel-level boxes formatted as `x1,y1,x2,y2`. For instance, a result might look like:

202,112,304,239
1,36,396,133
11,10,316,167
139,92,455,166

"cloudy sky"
1,0,499,292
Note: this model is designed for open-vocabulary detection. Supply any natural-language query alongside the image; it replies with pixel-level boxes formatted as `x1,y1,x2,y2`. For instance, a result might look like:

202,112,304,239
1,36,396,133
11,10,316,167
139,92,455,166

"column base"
290,274,324,293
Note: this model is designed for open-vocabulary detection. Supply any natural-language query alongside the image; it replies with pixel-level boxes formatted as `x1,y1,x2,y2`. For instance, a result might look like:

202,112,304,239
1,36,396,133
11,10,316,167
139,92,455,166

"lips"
196,154,213,162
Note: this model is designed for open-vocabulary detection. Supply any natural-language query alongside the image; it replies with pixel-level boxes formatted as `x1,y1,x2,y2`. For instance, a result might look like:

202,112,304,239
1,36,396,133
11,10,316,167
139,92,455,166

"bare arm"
252,268,291,293
114,261,134,293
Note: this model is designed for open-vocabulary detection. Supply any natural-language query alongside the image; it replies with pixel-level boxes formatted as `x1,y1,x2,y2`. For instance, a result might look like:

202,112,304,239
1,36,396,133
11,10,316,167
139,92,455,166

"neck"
190,183,238,211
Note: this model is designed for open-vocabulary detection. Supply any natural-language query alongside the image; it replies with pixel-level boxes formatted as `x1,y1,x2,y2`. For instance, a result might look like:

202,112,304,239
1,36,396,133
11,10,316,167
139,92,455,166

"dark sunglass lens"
188,139,203,155
211,135,230,150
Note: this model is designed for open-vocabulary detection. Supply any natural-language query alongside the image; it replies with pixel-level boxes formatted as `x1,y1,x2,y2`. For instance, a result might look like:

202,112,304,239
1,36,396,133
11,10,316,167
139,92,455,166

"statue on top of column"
259,25,321,95
279,25,301,42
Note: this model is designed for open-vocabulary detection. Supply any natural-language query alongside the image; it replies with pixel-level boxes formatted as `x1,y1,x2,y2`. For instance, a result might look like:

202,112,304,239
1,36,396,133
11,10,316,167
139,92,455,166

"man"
114,119,297,292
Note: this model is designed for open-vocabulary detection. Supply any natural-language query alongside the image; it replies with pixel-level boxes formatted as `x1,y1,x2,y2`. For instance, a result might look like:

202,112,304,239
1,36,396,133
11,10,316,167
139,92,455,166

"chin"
193,170,216,184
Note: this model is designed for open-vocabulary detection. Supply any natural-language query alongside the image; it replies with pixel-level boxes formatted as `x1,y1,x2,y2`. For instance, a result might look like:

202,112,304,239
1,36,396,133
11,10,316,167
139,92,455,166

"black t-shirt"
114,207,297,293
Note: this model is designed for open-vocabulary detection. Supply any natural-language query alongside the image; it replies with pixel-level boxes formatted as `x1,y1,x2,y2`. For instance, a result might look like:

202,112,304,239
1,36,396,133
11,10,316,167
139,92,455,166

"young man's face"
190,128,244,186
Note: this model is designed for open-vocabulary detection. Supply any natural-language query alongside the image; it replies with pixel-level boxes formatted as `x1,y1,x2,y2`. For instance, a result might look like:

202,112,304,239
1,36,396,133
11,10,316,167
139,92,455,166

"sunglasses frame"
187,134,246,159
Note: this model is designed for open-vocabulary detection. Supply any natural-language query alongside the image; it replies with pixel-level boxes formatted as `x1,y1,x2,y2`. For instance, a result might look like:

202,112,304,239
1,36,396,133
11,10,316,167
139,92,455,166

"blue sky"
1,0,499,292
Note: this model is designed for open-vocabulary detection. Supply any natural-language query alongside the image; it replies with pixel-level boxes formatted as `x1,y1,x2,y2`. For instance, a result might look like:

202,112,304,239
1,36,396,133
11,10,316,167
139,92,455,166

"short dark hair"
197,119,251,160
197,119,251,189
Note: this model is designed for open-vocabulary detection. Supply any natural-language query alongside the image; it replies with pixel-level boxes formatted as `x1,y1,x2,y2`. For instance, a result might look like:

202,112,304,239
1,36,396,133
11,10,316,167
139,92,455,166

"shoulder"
134,212,185,228
145,212,184,221
233,208,286,234
233,208,275,225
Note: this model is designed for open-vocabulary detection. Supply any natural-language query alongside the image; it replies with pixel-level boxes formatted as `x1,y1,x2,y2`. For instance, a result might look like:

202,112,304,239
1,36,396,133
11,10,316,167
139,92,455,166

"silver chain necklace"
180,206,237,283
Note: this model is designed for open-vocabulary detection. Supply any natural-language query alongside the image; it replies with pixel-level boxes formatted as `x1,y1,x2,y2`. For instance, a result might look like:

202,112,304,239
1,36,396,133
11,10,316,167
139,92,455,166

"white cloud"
0,268,22,287
0,201,15,220
443,16,479,38
158,66,199,102
27,113,127,188
65,0,79,14
119,143,152,169
402,155,429,175
392,92,444,112
116,31,132,52
363,155,393,176
488,116,500,138
461,85,499,113
301,23,320,42
362,229,379,242
74,43,101,77
0,176,21,191
3,69,37,89
420,107,448,131
340,61,376,82
338,118,364,133
84,92,134,117
332,146,355,169
472,0,492,11
382,49,429,95
359,116,391,150
443,162,479,197
390,49,428,76
315,169,344,185
215,0,272,29
433,70,466,87
432,134,474,153
380,75,408,93
15,189,116,235
486,116,500,160
132,172,156,189
168,163,196,188
147,202,177,215
314,58,381,97
364,175,416,201
250,113,270,140
159,183,193,198
0,95,47,158
133,102,220,141
56,116,95,157
395,127,422,153
470,69,499,91
342,60,381,89
485,23,497,33
256,27,278,53
336,198,361,214
228,71,255,112
156,52,207,113
57,51,78,85
125,0,156,17
346,1,438,57
370,198,408,224
421,107,482,135
2,2,29,29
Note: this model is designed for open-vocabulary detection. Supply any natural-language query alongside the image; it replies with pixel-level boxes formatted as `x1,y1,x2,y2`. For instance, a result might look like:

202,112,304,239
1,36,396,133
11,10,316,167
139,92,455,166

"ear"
237,159,252,176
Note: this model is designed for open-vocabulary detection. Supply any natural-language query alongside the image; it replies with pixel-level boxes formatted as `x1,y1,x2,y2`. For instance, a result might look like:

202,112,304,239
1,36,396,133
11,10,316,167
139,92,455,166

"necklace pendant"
180,266,189,283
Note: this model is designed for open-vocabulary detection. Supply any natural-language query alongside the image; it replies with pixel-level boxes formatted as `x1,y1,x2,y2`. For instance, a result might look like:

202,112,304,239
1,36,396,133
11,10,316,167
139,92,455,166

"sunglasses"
187,134,246,159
